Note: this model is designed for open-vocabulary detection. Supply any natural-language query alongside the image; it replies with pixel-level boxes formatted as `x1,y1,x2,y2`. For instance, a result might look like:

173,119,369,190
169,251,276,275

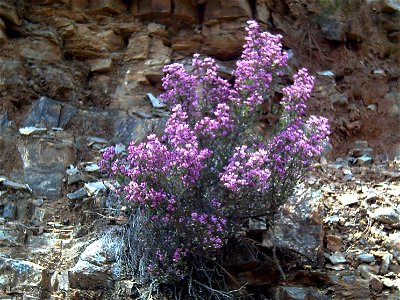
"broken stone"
89,58,112,73
124,33,150,61
372,207,400,224
331,93,348,106
114,280,136,297
203,0,251,23
84,163,100,172
319,18,345,41
338,193,359,206
387,185,400,197
59,271,69,291
381,277,395,288
370,277,384,292
67,188,87,200
66,165,79,176
326,252,347,264
373,69,385,75
317,70,335,77
130,111,153,119
380,253,393,274
335,274,370,298
342,174,353,181
357,253,376,263
84,181,107,196
19,127,47,135
147,23,167,37
0,178,32,193
326,235,342,252
356,155,373,166
147,92,166,108
2,202,16,220
89,0,127,14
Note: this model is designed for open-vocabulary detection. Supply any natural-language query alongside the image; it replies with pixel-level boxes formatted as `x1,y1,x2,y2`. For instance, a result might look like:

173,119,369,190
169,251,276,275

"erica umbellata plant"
101,20,330,296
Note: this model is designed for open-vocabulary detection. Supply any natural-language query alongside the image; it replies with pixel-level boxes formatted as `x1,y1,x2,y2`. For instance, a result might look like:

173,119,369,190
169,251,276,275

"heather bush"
101,20,329,298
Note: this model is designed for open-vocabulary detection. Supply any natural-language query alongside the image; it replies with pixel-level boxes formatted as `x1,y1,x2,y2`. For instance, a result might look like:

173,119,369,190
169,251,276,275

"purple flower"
100,20,330,282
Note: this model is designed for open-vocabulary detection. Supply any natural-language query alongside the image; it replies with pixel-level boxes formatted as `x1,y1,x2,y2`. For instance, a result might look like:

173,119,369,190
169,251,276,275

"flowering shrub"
101,20,330,291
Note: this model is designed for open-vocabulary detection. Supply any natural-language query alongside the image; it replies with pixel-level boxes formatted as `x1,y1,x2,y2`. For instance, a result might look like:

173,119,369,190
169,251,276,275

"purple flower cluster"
265,70,330,178
164,105,212,185
280,68,315,127
162,53,235,139
220,145,271,192
233,20,288,110
100,20,330,283
161,63,199,111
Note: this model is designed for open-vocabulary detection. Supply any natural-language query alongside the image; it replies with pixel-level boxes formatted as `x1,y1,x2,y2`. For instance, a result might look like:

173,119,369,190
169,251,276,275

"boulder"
0,257,44,292
268,188,324,263
64,25,124,59
19,37,62,64
203,0,251,24
132,0,172,17
88,0,127,14
202,20,246,60
17,134,76,198
173,0,198,24
124,33,150,61
68,236,120,289
0,224,26,247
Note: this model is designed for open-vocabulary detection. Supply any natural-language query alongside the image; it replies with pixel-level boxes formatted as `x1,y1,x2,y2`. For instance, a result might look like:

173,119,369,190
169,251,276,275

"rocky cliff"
0,0,399,299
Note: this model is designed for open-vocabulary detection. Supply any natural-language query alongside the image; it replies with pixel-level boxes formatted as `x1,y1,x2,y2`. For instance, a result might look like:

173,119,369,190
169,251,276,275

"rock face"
0,0,397,158
68,236,120,289
271,188,324,263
